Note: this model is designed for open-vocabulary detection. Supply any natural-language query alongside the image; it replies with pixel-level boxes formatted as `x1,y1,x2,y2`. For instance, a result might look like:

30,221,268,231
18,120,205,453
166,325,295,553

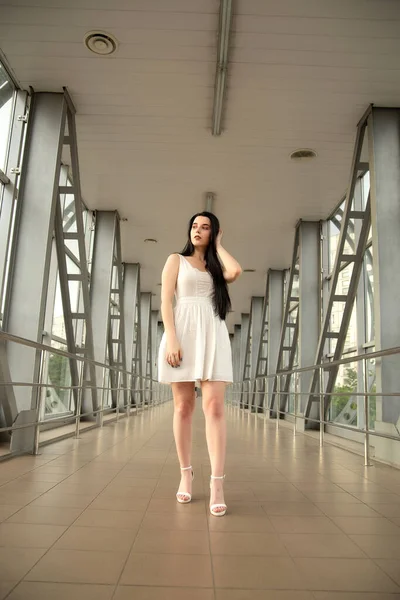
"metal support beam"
89,211,117,413
123,263,141,406
239,313,250,408
3,93,67,418
232,324,241,383
248,296,263,412
297,222,321,425
140,292,152,404
266,270,285,410
368,108,400,442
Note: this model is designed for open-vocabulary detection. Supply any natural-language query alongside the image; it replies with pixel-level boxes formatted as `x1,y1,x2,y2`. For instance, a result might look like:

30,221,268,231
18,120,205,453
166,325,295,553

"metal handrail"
227,343,400,468
0,330,171,456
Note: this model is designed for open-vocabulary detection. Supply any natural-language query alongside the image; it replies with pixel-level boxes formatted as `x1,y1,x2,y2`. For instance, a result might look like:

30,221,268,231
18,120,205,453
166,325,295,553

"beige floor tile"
114,588,214,600
74,509,143,529
262,502,323,516
54,526,137,552
0,522,67,548
120,553,213,587
332,516,400,535
375,559,400,586
29,492,94,509
6,582,114,600
280,533,366,557
212,555,307,589
0,582,17,600
316,503,381,517
352,493,400,504
370,504,400,518
0,505,22,522
302,493,360,504
0,547,46,580
140,512,208,531
349,534,400,558
7,506,83,526
216,591,314,600
146,497,207,514
25,548,127,584
210,531,288,556
221,502,265,516
1,481,56,494
132,529,210,554
294,557,400,592
18,472,68,483
208,513,275,533
0,492,41,505
313,593,400,600
270,516,342,534
89,495,150,511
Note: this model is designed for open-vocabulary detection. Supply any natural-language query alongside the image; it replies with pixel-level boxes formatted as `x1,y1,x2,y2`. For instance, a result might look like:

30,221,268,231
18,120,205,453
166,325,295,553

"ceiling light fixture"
84,31,119,56
144,238,158,244
243,269,256,273
205,192,215,212
290,149,317,160
211,0,233,136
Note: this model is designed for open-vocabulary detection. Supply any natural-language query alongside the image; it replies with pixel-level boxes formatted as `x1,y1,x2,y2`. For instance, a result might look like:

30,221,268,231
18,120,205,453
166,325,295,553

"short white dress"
158,254,233,384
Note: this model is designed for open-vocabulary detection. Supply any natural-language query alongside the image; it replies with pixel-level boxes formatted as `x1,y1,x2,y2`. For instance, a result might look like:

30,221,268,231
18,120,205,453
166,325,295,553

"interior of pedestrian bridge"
1,1,400,598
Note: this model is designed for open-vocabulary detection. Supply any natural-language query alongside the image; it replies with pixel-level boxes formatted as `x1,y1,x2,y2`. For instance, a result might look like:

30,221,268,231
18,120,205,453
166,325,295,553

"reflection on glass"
330,360,358,427
366,355,376,430
0,63,15,170
46,345,74,415
364,245,374,343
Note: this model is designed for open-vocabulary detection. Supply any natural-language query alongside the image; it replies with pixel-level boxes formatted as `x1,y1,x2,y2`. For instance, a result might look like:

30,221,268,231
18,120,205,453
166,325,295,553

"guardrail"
0,331,171,457
226,345,400,467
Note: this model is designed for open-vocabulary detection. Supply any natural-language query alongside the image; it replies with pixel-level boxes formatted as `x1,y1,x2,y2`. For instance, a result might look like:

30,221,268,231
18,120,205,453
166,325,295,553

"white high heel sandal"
176,466,194,504
210,474,227,517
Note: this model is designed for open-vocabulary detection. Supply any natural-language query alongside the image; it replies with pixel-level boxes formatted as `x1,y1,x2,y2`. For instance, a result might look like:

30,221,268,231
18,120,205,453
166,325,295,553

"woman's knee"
203,397,224,420
174,398,195,420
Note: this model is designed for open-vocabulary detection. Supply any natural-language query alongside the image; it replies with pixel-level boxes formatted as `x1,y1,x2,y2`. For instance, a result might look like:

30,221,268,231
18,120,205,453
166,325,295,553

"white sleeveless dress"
158,254,233,384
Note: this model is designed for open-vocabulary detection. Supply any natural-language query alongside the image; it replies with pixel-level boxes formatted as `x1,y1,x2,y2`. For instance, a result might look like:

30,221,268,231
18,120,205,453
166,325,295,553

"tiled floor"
1,402,400,599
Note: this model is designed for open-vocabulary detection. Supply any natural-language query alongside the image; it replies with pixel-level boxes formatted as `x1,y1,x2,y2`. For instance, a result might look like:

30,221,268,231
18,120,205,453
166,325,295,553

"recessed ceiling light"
157,283,162,286
144,238,158,244
290,148,317,160
243,269,256,273
84,31,119,56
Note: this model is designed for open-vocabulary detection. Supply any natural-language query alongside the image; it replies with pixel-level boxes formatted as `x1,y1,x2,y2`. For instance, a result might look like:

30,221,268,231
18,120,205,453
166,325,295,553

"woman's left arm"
217,232,242,283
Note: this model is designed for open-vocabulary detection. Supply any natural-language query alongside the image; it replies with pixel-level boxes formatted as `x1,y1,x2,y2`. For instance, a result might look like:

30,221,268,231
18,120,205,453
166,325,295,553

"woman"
158,211,242,516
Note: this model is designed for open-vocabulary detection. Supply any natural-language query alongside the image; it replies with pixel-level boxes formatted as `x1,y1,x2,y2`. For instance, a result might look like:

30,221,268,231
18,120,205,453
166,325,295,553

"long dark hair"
181,211,231,320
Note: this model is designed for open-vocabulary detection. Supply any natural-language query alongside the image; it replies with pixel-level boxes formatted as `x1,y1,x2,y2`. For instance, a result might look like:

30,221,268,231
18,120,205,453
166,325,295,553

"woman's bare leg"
171,382,196,500
201,381,227,512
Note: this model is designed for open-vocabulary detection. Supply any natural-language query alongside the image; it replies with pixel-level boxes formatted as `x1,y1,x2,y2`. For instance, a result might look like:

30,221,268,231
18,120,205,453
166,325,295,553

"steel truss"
53,99,98,413
269,227,301,417
304,109,372,423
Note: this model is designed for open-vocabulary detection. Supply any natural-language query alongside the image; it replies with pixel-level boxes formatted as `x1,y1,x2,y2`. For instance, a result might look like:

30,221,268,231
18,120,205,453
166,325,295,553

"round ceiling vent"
290,148,317,160
84,31,119,56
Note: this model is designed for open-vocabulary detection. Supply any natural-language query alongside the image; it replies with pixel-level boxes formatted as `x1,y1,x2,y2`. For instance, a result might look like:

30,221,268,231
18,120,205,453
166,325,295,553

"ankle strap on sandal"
211,474,225,480
181,465,192,471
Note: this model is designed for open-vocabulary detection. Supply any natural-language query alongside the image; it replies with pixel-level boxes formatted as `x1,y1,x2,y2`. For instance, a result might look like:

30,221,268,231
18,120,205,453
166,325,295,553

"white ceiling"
1,0,400,331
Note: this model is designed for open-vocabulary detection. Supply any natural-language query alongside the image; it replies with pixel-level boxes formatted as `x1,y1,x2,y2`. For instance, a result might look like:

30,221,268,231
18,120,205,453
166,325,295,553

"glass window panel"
0,63,15,170
330,358,358,427
52,274,66,340
65,238,80,261
366,353,376,430
364,246,374,343
46,343,74,415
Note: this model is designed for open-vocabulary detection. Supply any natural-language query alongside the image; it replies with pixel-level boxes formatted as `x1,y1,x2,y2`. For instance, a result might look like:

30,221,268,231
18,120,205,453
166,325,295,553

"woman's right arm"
160,254,182,368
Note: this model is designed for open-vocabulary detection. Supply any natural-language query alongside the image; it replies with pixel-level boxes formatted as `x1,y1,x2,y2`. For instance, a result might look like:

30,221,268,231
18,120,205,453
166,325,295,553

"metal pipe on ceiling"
211,0,233,136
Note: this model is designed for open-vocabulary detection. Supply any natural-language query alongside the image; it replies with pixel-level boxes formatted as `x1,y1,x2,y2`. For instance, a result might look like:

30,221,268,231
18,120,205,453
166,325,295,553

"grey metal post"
140,292,152,406
368,107,400,463
249,297,263,411
267,270,284,410
123,263,140,411
239,313,250,408
89,211,116,416
3,93,67,420
151,310,158,404
298,222,321,427
232,324,241,382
